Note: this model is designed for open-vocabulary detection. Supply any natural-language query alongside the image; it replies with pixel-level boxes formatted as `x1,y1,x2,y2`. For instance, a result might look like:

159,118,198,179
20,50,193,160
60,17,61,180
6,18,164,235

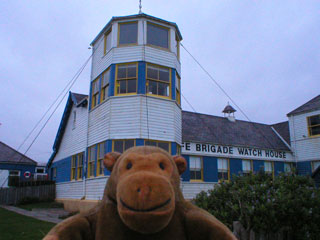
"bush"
194,172,320,240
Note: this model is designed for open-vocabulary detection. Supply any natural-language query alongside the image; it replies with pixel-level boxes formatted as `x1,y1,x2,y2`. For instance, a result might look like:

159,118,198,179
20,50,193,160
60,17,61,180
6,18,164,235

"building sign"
182,142,293,161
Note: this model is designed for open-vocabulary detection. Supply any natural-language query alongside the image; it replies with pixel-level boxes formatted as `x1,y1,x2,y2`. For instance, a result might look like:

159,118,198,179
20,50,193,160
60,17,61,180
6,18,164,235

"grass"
0,207,55,240
18,201,64,211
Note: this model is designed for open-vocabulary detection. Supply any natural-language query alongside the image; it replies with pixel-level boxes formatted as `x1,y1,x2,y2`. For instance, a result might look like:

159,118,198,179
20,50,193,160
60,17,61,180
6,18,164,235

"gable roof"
47,92,88,168
270,121,290,144
182,111,290,151
0,141,37,165
91,13,183,46
287,95,320,116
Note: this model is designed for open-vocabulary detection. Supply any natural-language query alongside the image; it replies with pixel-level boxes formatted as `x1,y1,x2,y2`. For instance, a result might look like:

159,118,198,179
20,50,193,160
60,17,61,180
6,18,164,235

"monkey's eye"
159,162,165,170
126,162,132,170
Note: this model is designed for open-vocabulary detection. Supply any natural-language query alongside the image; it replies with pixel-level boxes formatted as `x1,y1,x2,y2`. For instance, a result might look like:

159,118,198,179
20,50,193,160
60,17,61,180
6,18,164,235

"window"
284,162,293,173
176,144,181,155
9,170,20,176
113,139,135,153
176,73,181,105
242,160,253,176
101,68,110,102
104,30,112,54
264,161,273,175
88,146,96,178
190,156,202,181
312,161,320,171
146,64,170,97
77,153,83,180
218,158,229,181
145,140,170,153
147,22,169,49
116,63,137,95
91,78,100,108
176,34,180,60
71,156,76,180
118,22,138,46
307,115,320,137
97,142,105,176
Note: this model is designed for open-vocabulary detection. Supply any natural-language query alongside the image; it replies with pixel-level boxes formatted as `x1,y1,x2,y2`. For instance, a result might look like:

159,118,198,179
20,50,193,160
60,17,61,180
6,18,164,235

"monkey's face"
103,146,186,234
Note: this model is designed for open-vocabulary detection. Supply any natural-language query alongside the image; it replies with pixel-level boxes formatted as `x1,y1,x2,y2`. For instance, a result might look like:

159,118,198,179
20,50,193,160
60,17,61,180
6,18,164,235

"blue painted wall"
109,64,116,97
297,161,312,175
181,155,190,181
0,163,36,180
50,157,71,183
203,156,218,182
138,62,146,94
230,159,242,179
136,139,144,146
253,160,264,173
171,142,177,155
274,162,284,176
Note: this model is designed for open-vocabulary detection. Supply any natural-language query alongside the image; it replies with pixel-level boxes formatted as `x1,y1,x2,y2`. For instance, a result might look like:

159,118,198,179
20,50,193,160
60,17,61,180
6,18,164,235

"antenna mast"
139,0,142,14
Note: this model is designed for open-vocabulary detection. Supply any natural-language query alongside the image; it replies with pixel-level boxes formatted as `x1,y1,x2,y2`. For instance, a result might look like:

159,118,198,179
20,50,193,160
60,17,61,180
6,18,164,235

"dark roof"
91,13,183,46
47,92,88,168
270,121,291,144
0,141,37,165
222,104,236,113
287,95,320,116
182,111,290,151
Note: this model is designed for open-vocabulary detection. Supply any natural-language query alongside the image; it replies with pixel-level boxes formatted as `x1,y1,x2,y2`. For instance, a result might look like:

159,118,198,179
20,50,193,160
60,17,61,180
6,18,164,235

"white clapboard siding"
88,95,181,145
289,109,320,161
85,177,108,200
181,182,216,200
54,105,88,162
56,181,84,199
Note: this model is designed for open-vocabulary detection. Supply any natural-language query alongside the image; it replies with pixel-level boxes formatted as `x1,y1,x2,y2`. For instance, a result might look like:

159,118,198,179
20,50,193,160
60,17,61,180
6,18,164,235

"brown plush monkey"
44,146,236,240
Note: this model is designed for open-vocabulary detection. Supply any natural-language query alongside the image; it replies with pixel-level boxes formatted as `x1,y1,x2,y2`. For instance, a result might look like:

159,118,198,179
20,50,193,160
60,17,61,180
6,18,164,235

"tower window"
146,64,170,97
101,68,110,101
307,114,320,137
145,140,170,153
71,156,76,180
176,73,181,105
118,22,138,46
116,63,137,95
104,30,112,54
91,78,100,108
218,158,229,181
113,139,135,153
189,156,202,181
97,142,105,176
147,22,169,49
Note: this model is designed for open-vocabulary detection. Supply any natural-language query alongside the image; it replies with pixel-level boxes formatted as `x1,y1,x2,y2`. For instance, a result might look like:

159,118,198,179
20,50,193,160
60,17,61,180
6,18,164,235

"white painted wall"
289,109,320,161
88,95,182,146
56,175,214,201
53,104,88,162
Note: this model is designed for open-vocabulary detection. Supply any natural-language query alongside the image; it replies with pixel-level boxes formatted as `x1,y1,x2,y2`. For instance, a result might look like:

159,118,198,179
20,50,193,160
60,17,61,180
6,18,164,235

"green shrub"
194,172,320,239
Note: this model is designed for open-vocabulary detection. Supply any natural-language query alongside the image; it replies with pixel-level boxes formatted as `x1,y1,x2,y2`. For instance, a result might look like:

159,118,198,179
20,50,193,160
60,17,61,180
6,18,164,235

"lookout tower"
87,13,183,168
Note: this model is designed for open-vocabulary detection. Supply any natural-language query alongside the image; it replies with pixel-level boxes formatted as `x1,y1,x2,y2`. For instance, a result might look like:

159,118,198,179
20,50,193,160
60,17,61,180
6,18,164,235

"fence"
0,184,55,205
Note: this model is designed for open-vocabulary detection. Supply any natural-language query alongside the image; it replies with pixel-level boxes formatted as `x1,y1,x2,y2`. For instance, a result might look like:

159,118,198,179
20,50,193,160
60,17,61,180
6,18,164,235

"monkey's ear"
173,155,187,175
103,152,121,172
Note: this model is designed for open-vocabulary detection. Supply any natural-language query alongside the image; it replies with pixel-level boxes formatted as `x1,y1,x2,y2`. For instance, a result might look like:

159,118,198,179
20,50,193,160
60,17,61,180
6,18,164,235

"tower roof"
287,95,320,116
222,104,236,114
91,13,183,46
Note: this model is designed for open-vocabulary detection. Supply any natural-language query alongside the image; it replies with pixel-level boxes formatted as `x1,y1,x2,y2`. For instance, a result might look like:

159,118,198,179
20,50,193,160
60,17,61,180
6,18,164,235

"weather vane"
139,0,142,14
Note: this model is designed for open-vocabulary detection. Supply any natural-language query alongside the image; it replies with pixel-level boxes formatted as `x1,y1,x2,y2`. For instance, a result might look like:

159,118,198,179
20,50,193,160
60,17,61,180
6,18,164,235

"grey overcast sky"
1,0,319,163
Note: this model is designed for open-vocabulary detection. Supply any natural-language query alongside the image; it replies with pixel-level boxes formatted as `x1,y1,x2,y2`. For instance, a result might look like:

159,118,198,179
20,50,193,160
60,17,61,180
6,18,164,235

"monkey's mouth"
120,198,171,212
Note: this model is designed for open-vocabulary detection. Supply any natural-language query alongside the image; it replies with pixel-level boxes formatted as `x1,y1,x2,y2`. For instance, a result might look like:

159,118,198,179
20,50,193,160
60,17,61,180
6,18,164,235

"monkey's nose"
137,185,152,200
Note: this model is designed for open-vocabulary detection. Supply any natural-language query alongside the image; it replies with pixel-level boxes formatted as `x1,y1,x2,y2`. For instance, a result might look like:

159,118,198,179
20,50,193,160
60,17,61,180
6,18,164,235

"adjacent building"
46,13,319,209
